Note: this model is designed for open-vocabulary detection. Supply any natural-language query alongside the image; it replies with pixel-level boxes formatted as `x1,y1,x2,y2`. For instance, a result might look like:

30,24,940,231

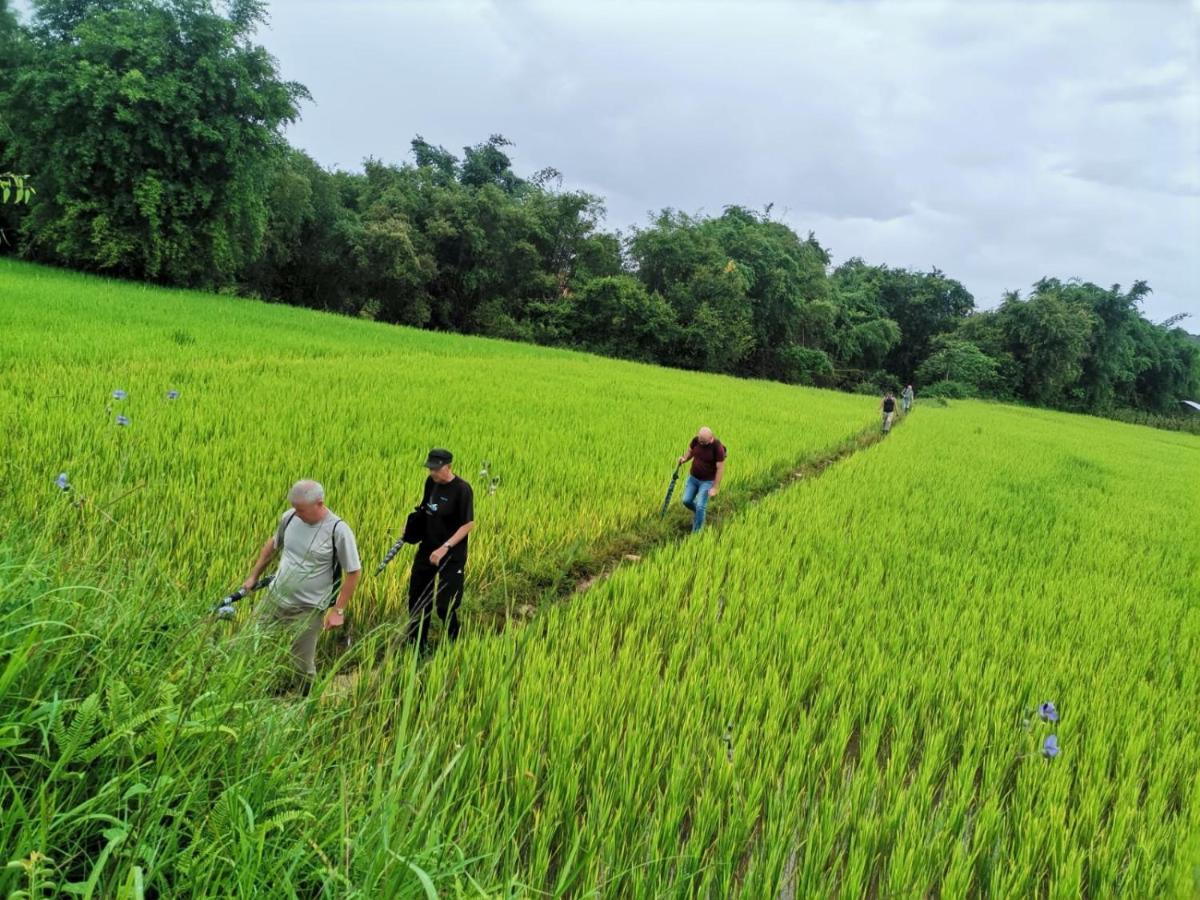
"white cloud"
260,0,1200,321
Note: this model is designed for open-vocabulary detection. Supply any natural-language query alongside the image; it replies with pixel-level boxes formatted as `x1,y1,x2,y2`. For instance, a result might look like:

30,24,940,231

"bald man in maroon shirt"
677,426,726,532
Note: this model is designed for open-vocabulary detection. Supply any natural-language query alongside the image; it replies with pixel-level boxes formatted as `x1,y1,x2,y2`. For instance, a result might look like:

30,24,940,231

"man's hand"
708,486,719,498
324,608,345,630
430,544,449,566
677,455,687,465
242,576,257,592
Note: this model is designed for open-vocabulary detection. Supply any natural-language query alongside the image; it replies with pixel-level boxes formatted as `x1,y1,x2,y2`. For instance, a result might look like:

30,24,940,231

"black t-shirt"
418,475,474,564
883,397,896,413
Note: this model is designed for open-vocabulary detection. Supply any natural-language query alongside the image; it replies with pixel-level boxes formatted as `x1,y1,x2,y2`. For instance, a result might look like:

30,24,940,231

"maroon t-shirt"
688,437,727,481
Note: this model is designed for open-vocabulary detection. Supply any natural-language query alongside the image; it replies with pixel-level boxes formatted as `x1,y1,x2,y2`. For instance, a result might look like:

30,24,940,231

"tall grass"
3,261,1198,895
0,258,872,628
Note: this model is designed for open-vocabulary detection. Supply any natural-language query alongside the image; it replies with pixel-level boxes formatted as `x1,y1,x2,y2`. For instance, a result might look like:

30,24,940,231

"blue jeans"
681,475,714,532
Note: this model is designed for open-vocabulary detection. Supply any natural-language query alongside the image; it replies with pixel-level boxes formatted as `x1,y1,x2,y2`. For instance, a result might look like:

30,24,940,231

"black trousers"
407,558,466,650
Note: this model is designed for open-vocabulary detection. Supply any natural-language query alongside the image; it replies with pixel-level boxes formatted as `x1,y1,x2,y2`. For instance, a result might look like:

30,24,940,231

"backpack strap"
275,510,297,549
329,518,344,607
330,519,343,580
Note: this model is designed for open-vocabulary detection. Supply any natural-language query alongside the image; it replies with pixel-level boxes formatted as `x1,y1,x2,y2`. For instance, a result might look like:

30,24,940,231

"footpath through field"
555,411,902,612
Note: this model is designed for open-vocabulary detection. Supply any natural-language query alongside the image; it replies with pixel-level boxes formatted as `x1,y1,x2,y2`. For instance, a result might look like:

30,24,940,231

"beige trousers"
261,606,324,676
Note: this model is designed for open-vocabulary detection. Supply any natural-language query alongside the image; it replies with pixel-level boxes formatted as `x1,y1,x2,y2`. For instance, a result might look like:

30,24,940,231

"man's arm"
332,570,360,614
242,537,277,590
325,522,364,628
677,444,695,465
325,569,361,629
429,521,475,566
710,460,725,496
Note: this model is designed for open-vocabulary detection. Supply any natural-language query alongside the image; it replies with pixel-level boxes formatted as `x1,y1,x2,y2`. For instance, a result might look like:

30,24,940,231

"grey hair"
288,479,325,505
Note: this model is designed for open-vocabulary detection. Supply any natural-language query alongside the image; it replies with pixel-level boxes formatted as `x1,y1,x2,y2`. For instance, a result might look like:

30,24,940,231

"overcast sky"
266,2,1192,320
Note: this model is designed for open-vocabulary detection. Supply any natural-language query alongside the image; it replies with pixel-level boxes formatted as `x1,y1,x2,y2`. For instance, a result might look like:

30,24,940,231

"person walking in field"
881,392,897,433
678,426,726,533
241,479,362,687
407,448,475,654
902,384,914,413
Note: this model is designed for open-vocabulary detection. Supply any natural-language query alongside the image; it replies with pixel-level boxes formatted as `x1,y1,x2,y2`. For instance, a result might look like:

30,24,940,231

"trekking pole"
376,505,426,575
374,535,409,576
659,461,683,518
213,575,275,619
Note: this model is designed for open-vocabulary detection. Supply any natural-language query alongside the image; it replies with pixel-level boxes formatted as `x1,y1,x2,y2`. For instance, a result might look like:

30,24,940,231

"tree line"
2,0,1197,417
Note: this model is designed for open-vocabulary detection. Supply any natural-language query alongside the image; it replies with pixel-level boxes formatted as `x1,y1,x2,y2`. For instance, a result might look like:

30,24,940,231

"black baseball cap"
423,448,453,469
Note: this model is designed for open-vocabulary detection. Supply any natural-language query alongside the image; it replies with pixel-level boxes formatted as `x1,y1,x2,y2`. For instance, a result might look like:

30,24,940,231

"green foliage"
1104,406,1200,435
921,378,975,399
2,0,307,285
915,337,998,389
0,172,34,204
776,344,835,385
554,274,679,362
997,284,1096,406
627,207,841,379
830,259,973,380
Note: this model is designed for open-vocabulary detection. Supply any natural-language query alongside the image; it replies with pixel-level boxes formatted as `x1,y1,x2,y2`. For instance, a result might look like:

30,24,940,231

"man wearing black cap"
408,448,475,652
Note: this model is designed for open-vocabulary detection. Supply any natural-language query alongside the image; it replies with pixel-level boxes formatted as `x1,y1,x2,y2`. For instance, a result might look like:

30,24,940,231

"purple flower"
115,415,131,427
55,472,70,491
166,389,180,400
1039,702,1059,723
1042,734,1060,759
112,389,127,400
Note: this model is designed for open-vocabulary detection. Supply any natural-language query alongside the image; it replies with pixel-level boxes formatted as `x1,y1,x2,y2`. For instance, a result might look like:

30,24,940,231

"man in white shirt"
241,479,362,682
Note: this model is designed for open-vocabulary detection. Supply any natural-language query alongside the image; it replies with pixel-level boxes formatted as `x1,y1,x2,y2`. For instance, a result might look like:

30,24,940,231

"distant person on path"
678,426,726,532
881,392,897,433
902,384,914,413
407,448,475,654
241,479,362,686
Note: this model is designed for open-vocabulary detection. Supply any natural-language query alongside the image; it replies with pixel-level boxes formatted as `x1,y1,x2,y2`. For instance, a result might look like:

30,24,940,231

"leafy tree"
995,283,1096,407
953,311,1021,399
628,207,840,381
672,261,756,373
460,134,523,193
3,0,308,284
874,266,975,379
240,149,366,313
828,258,903,382
915,337,999,392
1075,279,1147,411
555,274,679,362
777,345,835,385
1128,318,1200,412
0,0,34,231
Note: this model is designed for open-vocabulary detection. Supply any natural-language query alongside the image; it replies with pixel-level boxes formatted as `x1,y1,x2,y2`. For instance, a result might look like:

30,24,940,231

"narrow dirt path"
512,411,905,622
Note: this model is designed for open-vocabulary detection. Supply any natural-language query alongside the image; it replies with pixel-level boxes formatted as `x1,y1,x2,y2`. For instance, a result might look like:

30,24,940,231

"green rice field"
1,259,1198,897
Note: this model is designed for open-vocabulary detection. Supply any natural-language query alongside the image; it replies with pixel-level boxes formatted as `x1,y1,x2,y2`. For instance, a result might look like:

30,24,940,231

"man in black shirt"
881,392,897,433
407,448,475,653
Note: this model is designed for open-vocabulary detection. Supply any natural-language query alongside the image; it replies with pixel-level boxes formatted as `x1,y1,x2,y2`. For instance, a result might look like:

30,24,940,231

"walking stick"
213,575,275,619
660,461,683,517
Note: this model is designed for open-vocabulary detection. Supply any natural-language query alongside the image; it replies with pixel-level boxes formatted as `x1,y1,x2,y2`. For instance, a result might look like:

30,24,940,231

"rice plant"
2,260,1197,896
